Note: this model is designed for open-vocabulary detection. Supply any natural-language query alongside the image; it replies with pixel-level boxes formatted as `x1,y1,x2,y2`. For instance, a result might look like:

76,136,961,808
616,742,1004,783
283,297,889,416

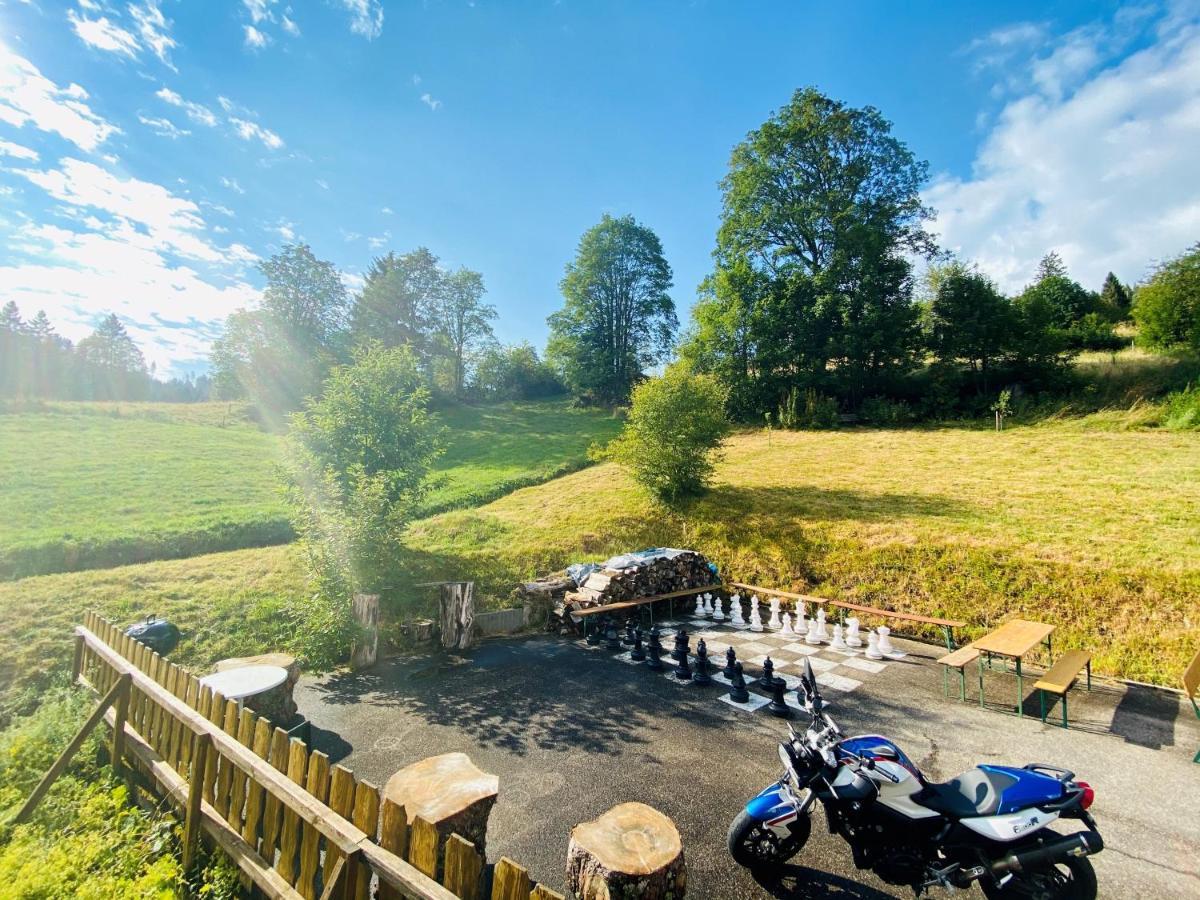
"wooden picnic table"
972,619,1055,717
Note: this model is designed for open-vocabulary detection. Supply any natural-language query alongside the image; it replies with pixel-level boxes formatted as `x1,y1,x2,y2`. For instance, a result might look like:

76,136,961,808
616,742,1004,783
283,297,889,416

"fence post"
183,732,213,872
111,673,131,779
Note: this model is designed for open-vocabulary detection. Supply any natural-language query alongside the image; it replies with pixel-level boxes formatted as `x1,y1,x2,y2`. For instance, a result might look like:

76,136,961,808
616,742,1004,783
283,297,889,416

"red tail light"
1076,781,1095,810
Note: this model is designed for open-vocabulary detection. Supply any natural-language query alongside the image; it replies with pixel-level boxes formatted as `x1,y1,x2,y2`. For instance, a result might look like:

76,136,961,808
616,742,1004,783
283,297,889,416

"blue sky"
2,1,1199,377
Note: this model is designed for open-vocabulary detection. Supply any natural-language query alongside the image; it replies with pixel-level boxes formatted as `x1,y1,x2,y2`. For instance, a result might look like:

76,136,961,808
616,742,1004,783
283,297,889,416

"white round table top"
199,664,288,701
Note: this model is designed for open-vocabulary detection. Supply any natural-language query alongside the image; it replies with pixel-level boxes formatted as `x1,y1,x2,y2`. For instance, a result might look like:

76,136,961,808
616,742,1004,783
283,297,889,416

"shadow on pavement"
753,865,894,899
1111,682,1179,749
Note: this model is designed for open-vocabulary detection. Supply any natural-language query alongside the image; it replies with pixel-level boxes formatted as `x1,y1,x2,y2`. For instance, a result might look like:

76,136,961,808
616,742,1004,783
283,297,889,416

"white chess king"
767,597,782,631
814,608,829,641
749,596,764,632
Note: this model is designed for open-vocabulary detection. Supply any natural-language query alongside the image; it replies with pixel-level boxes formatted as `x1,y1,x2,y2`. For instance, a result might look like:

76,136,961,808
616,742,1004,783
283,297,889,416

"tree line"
0,304,210,402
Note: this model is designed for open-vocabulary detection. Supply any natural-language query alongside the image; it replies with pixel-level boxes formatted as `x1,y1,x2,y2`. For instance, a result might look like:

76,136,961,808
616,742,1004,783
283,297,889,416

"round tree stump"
384,752,498,859
566,802,686,900
212,654,299,722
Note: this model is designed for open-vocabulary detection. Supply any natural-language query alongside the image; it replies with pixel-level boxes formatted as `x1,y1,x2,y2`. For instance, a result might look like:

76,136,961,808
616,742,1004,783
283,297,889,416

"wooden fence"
73,613,564,900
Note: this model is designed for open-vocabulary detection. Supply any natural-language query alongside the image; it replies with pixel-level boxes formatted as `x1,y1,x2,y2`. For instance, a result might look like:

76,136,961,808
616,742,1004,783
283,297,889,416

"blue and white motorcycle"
728,659,1104,898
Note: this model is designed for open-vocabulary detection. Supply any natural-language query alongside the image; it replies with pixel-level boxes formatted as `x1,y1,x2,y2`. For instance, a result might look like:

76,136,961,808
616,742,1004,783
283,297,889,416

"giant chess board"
575,601,908,717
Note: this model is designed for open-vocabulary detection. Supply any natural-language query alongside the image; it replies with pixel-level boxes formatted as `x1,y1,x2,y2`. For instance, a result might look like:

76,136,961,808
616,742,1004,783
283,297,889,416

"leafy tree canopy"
1134,242,1200,350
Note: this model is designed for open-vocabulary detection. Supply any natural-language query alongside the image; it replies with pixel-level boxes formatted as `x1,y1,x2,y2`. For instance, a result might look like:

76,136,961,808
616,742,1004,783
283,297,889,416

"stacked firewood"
519,549,716,631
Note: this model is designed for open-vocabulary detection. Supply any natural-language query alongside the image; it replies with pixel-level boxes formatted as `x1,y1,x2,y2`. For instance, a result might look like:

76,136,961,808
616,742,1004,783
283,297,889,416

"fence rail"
74,613,564,900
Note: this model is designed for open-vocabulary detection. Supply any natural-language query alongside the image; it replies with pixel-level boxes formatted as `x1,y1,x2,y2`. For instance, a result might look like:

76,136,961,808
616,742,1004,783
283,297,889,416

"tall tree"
75,314,149,400
26,310,54,339
1,301,23,333
1134,242,1200,350
684,87,932,416
926,262,1015,394
348,248,443,360
1099,271,1133,320
258,243,349,350
436,267,495,398
547,214,676,405
1019,253,1097,328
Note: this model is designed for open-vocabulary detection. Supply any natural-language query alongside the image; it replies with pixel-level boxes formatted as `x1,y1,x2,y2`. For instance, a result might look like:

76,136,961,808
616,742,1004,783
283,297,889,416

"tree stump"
566,802,686,900
383,752,498,872
213,653,300,721
351,592,380,669
438,582,475,652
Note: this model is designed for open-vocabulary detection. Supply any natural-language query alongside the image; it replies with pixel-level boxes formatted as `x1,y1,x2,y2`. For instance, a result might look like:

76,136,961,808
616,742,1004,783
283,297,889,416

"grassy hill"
2,417,1195,720
0,399,622,578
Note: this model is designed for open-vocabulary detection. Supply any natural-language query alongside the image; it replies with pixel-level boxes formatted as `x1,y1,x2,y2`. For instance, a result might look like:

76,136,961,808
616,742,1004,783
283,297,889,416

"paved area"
297,626,1200,899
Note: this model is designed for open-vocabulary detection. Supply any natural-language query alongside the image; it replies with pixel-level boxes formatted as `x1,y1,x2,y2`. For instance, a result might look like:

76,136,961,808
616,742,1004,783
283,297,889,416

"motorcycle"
727,658,1104,898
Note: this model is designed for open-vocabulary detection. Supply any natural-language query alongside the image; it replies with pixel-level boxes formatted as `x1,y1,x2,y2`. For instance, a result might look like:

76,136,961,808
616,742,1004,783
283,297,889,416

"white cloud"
380,206,393,215
68,12,140,57
155,87,217,127
0,42,118,151
420,92,442,111
244,25,269,50
339,0,383,39
367,230,390,249
138,113,189,138
411,73,422,85
243,0,276,24
281,15,300,37
927,7,1200,291
129,2,177,67
1,160,260,373
219,176,245,194
0,139,39,161
341,270,365,293
229,117,284,150
315,178,329,190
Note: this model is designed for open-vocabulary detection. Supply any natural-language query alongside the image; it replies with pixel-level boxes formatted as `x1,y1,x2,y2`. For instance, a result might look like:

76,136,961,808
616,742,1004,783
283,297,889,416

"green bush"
858,396,915,426
1162,384,1200,431
604,367,729,502
778,388,840,429
1135,242,1200,350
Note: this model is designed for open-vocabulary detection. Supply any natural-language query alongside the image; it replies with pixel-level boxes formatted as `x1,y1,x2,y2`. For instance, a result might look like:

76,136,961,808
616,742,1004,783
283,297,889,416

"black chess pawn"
674,644,693,681
728,661,750,703
693,638,712,685
605,620,622,652
586,616,603,646
672,628,690,662
722,645,738,680
630,627,646,661
767,676,791,717
646,627,664,671
758,656,776,690
622,620,637,647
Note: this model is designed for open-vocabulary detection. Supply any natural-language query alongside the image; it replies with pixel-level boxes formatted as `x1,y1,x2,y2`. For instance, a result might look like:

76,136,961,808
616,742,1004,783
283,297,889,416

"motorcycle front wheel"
980,855,1097,900
727,809,811,869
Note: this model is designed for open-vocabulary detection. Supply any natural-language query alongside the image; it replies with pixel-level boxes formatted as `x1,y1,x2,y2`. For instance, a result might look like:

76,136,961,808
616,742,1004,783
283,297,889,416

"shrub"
1135,242,1200,350
778,388,839,429
1065,313,1125,352
1162,384,1200,431
604,367,729,502
858,396,915,426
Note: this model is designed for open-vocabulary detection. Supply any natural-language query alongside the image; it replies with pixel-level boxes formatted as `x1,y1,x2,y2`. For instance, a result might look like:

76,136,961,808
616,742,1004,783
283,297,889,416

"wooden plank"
77,628,459,900
202,691,226,805
1182,649,1200,699
937,644,979,668
729,582,829,605
441,834,481,900
570,583,724,617
973,619,1055,658
828,599,967,628
377,798,410,900
407,816,439,879
530,886,565,900
489,858,531,900
1034,650,1092,694
276,738,310,884
350,780,381,900
214,698,240,819
260,726,291,867
227,706,256,830
324,766,357,888
183,732,211,871
242,717,273,850
298,750,330,899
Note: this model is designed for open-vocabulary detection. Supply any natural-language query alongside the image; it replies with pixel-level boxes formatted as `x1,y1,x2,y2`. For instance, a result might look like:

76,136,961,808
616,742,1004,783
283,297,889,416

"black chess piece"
605,620,622,652
693,639,712,685
646,627,664,670
586,616,603,646
728,661,750,703
630,627,646,661
722,645,738,679
622,620,636,647
674,644,693,681
672,628,690,662
759,656,776,690
767,676,791,717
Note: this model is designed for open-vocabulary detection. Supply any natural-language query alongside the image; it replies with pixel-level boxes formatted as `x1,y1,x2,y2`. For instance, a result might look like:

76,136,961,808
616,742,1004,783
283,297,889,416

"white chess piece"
712,595,725,621
865,629,884,660
845,617,862,648
805,616,822,645
695,595,707,617
730,594,745,626
796,605,807,636
780,612,793,635
749,596,764,632
703,593,713,616
767,597,782,631
877,625,906,659
815,608,829,642
830,623,848,651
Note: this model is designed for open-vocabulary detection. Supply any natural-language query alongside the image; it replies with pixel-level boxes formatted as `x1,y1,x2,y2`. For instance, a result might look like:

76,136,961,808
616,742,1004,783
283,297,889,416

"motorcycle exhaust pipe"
990,831,1104,877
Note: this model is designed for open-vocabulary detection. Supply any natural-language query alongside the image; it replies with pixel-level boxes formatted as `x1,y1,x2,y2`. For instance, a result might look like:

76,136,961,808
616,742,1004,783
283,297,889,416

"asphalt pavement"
296,633,1200,899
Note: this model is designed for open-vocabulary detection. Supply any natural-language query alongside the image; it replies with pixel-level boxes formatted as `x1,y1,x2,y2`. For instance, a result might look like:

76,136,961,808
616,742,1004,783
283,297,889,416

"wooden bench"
828,600,967,651
937,644,980,701
728,583,830,607
1183,649,1200,764
1033,650,1092,729
570,584,723,637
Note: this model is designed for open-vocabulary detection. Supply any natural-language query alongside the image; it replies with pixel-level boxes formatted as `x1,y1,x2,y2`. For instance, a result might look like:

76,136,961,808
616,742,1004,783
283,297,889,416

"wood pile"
520,549,716,631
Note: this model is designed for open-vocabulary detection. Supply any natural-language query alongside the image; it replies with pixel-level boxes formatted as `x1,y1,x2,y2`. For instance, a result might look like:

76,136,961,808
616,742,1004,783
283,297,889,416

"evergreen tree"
1,301,23,333
26,310,54,339
1099,272,1133,320
348,248,444,361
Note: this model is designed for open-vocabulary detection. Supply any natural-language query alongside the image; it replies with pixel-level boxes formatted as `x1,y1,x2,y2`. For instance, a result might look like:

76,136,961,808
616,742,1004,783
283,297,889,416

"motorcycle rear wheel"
727,809,810,869
980,855,1097,900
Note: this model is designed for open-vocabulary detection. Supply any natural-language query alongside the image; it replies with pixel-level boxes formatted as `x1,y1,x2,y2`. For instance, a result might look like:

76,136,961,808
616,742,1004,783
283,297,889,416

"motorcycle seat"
914,766,1019,818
